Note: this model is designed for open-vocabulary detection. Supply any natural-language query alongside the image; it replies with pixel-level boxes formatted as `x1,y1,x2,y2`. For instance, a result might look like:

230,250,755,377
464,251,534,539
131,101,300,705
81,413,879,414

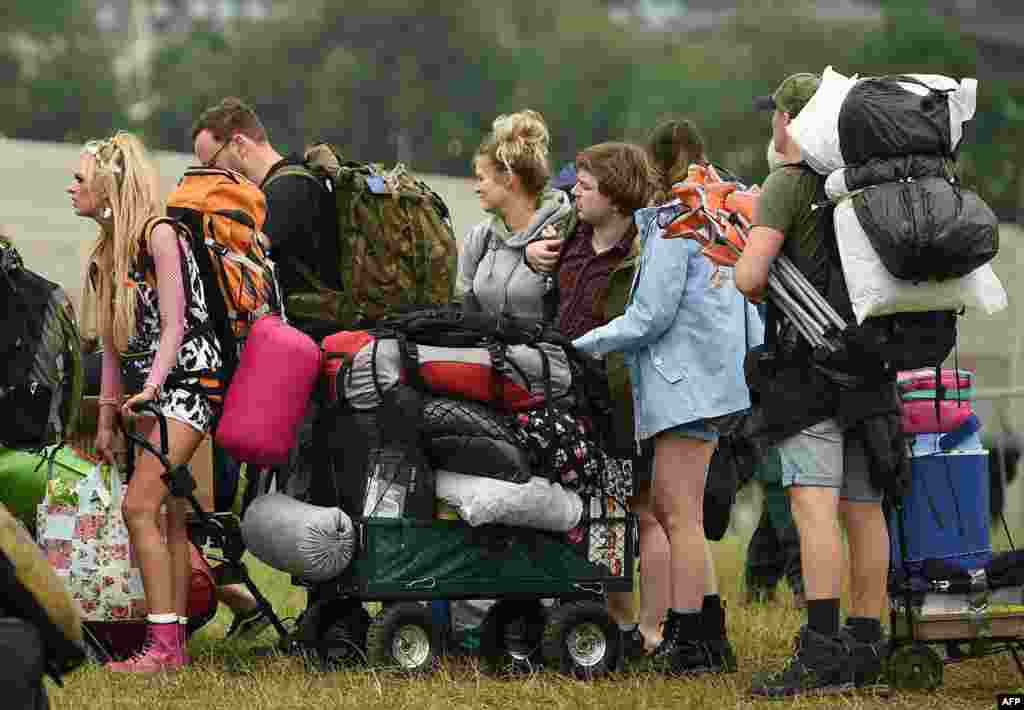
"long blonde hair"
80,132,162,353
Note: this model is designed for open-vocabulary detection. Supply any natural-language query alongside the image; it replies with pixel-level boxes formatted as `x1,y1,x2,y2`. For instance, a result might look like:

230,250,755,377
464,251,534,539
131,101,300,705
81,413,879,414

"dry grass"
47,529,1024,710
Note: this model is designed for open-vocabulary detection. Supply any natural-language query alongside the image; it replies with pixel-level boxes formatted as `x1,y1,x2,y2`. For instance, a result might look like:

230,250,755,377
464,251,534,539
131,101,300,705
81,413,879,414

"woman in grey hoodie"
457,109,573,321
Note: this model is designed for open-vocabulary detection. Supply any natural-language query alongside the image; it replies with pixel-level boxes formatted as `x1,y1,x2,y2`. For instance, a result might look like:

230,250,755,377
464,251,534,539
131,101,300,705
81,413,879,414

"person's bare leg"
606,492,669,652
787,486,842,601
122,417,203,616
839,500,889,620
635,496,670,650
651,434,715,612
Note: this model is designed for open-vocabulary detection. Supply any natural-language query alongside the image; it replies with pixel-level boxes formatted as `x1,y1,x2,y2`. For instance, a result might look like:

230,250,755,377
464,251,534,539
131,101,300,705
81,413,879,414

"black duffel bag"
838,76,958,164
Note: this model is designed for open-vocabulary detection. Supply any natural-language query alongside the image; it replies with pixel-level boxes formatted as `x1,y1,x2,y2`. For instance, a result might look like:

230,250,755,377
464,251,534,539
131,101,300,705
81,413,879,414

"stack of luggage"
788,66,1006,327
889,368,1024,619
242,308,624,583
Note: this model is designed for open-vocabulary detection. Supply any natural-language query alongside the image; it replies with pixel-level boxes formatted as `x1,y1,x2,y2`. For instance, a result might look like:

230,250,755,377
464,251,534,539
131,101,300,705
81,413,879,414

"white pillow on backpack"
790,69,977,175
833,199,1007,324
788,66,858,175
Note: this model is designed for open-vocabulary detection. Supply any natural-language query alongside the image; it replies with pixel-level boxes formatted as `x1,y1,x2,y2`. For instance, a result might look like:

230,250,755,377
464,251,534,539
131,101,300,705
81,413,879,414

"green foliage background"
3,0,1022,218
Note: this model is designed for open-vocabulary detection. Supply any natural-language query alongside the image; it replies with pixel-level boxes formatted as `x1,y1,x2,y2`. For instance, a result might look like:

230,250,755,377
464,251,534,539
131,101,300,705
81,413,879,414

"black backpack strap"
397,334,425,392
484,339,507,407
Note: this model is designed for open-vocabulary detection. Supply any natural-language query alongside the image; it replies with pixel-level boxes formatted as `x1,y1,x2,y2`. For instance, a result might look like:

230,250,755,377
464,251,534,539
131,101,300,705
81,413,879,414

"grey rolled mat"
241,493,356,582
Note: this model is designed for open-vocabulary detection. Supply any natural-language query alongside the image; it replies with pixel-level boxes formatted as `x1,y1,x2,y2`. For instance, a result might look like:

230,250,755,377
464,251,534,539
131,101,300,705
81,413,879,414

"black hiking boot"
666,638,736,675
705,638,738,673
616,627,648,670
749,626,853,699
627,611,681,673
837,627,890,695
631,612,736,676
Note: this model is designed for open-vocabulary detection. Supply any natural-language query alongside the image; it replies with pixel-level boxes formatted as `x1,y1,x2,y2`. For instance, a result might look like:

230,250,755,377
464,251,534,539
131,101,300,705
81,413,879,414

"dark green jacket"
549,213,641,457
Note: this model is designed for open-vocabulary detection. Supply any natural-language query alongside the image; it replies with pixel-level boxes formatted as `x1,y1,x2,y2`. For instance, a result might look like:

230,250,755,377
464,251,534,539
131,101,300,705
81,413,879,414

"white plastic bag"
833,199,1008,323
788,65,858,175
435,471,583,532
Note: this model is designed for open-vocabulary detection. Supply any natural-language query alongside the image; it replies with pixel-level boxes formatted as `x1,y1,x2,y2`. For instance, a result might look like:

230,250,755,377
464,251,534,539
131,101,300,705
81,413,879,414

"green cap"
753,73,821,117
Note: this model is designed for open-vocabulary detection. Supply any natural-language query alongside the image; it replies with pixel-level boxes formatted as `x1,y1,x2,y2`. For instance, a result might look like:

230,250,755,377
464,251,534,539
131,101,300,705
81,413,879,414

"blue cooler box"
889,431,991,578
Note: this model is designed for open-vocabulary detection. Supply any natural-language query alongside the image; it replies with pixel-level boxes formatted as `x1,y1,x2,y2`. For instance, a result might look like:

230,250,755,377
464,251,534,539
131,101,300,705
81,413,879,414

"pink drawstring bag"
216,315,321,465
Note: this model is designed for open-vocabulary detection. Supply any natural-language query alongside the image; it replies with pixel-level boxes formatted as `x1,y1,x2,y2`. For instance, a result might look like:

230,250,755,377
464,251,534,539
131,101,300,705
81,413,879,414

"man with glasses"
192,98,348,657
191,97,342,341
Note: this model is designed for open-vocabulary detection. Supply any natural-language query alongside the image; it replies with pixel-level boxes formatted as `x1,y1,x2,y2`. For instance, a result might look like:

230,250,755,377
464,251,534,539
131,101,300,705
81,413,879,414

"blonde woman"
457,109,573,320
70,132,222,672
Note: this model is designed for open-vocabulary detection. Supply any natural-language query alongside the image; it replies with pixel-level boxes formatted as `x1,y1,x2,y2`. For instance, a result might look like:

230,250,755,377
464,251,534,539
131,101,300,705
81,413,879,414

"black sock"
806,598,840,637
845,616,882,643
701,594,726,640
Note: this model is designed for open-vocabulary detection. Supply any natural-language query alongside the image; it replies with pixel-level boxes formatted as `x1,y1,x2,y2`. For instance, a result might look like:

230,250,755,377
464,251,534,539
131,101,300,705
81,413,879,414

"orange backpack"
166,167,281,378
661,164,760,268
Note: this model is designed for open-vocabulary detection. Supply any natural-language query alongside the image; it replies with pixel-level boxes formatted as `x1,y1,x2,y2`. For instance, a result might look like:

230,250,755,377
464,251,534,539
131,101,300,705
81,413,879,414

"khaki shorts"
778,419,883,503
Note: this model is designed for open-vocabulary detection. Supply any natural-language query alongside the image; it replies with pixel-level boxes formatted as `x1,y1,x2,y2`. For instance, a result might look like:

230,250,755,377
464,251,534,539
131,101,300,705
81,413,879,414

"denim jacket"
573,205,763,442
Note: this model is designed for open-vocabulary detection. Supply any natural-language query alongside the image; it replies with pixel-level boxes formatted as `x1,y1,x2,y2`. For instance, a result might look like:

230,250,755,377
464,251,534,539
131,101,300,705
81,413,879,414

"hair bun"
491,109,549,173
492,109,549,148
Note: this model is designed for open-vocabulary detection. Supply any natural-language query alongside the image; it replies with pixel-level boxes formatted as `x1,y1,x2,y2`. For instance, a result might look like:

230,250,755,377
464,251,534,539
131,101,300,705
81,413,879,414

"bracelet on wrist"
98,397,120,408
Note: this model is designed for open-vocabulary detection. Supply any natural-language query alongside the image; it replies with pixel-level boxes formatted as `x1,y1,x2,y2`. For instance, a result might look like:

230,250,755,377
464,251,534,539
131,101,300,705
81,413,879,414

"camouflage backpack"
265,143,457,329
0,238,83,449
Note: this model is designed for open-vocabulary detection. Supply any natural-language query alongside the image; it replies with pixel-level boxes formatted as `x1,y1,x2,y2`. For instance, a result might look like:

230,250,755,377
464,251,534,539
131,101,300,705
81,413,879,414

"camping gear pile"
884,368,1024,690
242,309,625,584
662,67,1006,372
321,309,608,520
787,67,1006,334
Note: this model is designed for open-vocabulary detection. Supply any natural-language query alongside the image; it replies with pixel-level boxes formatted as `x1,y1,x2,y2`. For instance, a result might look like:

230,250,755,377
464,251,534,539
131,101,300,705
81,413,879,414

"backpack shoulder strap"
263,163,327,191
55,300,83,437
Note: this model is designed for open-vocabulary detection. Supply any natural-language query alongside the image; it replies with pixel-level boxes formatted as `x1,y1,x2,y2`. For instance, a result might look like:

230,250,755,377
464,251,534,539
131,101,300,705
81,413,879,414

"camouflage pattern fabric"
271,144,456,329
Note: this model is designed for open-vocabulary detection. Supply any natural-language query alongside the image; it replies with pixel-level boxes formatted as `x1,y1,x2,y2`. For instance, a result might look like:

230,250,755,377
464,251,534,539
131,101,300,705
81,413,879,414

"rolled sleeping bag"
241,493,356,582
435,470,583,532
217,315,321,465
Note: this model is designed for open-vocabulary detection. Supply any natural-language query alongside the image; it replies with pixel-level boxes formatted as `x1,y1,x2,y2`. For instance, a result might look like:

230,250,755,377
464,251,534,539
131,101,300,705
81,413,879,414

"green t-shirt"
754,165,830,290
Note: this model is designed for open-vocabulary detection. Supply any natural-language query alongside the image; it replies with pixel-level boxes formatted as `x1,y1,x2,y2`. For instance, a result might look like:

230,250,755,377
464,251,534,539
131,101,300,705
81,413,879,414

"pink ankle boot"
107,622,185,673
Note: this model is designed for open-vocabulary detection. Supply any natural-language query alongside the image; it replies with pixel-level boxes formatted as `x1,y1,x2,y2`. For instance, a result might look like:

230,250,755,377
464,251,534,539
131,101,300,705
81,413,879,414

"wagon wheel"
541,601,618,679
365,602,439,673
888,643,943,691
479,600,547,675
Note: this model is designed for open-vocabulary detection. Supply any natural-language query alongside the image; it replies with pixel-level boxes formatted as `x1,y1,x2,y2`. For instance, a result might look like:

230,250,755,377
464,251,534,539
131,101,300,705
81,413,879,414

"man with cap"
735,73,891,698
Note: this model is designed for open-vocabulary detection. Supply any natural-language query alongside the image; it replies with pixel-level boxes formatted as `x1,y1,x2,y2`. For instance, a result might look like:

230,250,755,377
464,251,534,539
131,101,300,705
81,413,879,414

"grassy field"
48,529,1024,710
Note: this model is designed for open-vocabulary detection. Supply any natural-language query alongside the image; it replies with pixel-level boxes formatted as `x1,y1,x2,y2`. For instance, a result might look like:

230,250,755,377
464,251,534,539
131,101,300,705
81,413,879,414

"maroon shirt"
556,220,637,340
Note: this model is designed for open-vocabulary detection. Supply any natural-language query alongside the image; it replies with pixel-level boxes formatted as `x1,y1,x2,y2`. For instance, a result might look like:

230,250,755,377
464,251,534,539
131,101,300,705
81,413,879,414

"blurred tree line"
2,0,1022,219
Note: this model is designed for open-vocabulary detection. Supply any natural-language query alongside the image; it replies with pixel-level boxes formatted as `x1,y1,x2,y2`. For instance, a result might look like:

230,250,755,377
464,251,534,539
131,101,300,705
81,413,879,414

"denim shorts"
778,419,882,503
661,418,720,443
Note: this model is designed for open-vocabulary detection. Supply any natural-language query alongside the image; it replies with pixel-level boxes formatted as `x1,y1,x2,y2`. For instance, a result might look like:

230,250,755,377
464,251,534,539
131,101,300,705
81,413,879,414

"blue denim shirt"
573,205,764,441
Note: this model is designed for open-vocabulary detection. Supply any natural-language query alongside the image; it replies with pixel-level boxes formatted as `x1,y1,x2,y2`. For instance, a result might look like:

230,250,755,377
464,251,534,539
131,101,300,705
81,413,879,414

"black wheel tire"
887,643,943,691
366,602,439,673
317,602,371,668
479,600,547,675
541,601,619,679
